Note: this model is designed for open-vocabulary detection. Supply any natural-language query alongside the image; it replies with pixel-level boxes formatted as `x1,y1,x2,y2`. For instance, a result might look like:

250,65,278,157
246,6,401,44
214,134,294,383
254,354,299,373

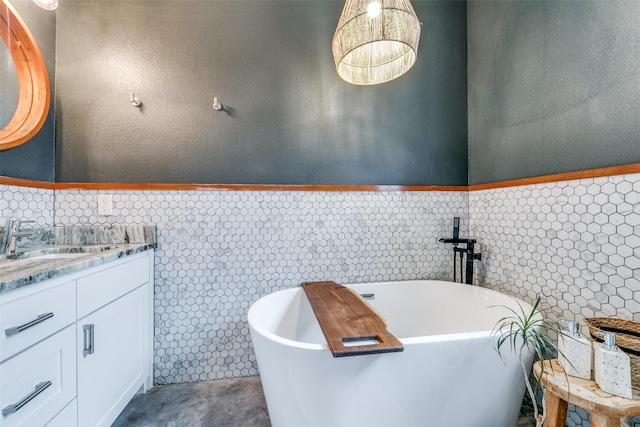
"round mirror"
0,0,50,150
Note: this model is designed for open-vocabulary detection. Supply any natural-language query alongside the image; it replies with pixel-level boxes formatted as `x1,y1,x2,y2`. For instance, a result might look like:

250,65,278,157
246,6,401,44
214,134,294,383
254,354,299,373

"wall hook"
213,97,223,111
130,93,142,108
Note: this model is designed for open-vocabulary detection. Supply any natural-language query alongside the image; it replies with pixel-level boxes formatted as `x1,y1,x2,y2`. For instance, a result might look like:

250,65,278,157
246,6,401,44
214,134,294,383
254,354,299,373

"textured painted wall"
468,1,640,185
0,0,56,181
55,0,468,186
470,173,640,426
54,189,468,383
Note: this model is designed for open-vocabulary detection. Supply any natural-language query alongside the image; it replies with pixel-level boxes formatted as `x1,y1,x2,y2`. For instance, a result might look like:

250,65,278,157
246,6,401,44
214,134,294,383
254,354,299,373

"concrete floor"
112,376,537,427
111,377,270,427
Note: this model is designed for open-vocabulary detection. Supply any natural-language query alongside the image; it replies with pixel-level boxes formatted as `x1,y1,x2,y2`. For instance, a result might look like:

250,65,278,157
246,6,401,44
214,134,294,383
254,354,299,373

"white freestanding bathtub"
248,280,536,427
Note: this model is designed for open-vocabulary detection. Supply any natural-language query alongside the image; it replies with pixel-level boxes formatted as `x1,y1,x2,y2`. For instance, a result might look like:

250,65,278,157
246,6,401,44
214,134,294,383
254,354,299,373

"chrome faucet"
1,219,36,254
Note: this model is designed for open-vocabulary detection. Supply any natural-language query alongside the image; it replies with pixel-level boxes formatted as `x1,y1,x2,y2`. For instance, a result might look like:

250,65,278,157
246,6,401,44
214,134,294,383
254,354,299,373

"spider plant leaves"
491,295,566,385
490,295,576,427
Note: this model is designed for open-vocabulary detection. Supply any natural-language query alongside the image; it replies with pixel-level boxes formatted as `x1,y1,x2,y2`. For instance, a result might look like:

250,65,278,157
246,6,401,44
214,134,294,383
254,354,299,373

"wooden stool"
533,359,640,427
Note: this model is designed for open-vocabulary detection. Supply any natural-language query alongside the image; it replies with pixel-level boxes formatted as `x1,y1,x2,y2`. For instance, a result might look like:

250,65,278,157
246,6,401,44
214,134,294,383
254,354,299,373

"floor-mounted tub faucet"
1,219,36,254
439,217,481,285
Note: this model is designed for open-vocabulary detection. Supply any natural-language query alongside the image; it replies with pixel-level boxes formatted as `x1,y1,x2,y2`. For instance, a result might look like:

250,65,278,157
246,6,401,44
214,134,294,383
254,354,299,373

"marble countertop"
0,225,156,295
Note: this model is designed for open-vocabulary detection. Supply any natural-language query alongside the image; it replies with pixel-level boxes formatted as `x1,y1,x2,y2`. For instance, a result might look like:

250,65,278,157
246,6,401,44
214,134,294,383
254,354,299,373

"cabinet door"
45,399,77,427
77,285,148,427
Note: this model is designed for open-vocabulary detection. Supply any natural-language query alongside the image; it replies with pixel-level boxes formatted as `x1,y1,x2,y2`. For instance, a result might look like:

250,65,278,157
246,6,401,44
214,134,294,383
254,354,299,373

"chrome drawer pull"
4,313,54,336
83,324,94,356
2,381,52,416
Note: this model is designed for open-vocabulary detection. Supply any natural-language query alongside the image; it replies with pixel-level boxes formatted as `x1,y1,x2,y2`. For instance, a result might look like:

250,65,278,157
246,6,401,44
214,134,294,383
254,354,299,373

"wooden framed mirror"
0,0,50,150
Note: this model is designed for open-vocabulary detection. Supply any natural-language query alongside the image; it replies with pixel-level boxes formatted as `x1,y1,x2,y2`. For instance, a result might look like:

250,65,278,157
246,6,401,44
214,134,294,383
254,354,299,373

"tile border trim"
2,162,640,192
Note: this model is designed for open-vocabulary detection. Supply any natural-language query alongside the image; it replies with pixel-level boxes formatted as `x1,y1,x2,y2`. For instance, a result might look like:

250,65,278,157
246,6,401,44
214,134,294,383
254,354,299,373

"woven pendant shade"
332,0,421,85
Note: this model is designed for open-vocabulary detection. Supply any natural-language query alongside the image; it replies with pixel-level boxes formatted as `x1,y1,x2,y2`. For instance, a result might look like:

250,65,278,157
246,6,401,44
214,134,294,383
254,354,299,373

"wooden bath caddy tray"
301,281,404,357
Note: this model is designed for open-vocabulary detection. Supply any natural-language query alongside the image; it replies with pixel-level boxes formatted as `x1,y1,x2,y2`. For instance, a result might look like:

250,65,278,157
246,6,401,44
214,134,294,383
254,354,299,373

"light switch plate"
97,195,113,216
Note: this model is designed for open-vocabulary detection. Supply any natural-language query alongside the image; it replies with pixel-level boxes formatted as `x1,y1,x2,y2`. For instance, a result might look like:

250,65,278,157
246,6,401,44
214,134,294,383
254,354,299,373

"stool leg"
544,391,568,427
590,413,618,427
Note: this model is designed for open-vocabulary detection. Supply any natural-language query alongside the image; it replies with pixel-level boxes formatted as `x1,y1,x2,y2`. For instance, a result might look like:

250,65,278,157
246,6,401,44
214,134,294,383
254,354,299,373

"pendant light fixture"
332,0,421,85
32,0,58,10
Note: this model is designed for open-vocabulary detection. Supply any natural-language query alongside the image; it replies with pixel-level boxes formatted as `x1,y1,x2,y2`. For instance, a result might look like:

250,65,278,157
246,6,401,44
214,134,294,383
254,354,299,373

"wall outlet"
97,194,113,216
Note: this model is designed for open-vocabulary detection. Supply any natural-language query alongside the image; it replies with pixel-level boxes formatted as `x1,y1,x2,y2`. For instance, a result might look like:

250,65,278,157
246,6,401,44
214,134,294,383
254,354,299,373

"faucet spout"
438,238,476,244
1,219,36,254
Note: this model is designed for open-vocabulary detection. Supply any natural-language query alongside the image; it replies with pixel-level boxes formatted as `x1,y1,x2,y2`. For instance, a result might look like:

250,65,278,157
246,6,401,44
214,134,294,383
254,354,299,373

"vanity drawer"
1,280,76,362
77,255,150,319
0,325,76,427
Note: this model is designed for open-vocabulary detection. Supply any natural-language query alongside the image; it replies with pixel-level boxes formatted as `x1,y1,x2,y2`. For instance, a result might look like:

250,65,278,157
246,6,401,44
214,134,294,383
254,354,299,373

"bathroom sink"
27,253,89,260
3,245,125,262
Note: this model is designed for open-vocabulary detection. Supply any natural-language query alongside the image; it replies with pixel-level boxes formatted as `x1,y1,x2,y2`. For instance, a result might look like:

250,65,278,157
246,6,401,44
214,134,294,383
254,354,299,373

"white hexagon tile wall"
471,174,640,323
0,184,54,226
54,190,468,384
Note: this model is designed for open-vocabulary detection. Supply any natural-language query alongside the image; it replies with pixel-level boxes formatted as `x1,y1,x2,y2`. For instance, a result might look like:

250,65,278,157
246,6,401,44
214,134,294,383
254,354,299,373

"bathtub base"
253,330,528,427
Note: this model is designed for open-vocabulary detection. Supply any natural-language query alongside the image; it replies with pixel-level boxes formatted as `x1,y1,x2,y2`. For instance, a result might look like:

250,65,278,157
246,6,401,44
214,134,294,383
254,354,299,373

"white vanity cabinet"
0,250,153,427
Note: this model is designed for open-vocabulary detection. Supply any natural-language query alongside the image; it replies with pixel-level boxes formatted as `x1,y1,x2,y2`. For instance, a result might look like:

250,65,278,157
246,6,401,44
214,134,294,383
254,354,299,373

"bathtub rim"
248,279,535,352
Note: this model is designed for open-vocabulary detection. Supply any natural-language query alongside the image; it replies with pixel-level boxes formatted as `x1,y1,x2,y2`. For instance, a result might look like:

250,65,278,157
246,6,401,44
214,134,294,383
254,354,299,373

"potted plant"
492,295,564,427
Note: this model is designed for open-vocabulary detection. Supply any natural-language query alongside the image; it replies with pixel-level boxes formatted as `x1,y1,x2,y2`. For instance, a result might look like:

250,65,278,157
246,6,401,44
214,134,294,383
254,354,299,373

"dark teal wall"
0,0,55,182
55,1,468,185
468,1,640,185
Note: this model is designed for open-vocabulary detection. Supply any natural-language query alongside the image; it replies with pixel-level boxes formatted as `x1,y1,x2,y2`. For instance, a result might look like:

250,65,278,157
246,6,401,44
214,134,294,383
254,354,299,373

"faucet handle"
15,220,36,230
